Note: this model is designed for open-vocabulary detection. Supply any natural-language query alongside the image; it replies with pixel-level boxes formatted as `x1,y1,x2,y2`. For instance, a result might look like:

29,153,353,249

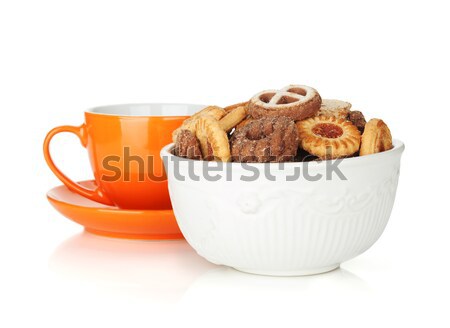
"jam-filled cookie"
360,118,392,156
297,115,361,159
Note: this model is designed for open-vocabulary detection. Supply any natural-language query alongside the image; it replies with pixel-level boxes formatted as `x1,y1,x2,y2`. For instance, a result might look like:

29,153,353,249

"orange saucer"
47,180,183,240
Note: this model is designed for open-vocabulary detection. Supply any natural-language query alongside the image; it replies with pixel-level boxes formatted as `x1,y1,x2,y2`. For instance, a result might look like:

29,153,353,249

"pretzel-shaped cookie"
248,85,322,121
230,117,299,163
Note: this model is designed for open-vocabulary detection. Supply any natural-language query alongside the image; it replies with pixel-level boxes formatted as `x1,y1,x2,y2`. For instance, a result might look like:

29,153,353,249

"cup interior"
87,103,205,117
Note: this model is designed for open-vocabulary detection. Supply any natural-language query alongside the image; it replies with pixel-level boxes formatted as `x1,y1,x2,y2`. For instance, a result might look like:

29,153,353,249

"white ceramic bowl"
161,140,404,276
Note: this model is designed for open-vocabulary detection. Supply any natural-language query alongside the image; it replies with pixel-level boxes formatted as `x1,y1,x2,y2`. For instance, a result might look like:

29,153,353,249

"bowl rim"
161,139,405,169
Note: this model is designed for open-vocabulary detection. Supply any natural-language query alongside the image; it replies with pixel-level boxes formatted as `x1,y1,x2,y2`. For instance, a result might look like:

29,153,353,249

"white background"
1,0,449,327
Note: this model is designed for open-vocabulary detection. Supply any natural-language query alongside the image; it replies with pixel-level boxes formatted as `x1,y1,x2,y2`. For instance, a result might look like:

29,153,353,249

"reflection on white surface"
49,232,371,305
184,265,370,299
49,232,217,302
191,265,369,290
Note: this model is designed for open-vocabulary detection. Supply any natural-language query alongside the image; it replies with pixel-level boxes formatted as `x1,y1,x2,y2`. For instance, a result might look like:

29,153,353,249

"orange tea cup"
44,103,202,209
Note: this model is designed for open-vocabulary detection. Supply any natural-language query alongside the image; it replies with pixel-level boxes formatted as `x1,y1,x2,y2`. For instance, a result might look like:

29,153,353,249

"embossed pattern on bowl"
161,140,404,276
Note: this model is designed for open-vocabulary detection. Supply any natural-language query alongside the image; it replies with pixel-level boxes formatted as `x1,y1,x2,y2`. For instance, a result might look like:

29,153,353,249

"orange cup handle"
43,124,114,206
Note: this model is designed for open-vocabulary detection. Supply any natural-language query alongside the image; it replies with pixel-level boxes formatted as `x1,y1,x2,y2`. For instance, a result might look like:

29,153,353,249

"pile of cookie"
173,84,393,162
